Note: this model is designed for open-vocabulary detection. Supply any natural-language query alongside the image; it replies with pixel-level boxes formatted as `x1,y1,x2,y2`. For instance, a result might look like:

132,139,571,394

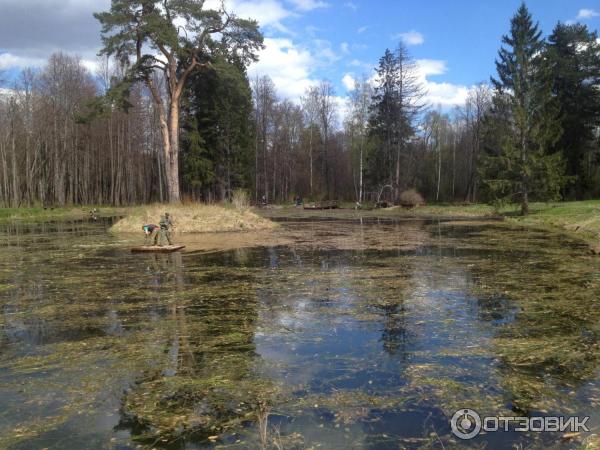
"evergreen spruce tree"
181,56,254,201
547,23,600,198
368,44,424,201
486,3,565,214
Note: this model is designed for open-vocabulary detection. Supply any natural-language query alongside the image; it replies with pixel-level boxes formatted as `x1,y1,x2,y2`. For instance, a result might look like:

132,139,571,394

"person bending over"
142,223,159,245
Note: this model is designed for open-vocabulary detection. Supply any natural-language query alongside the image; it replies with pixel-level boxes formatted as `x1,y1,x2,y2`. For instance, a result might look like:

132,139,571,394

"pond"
0,217,598,449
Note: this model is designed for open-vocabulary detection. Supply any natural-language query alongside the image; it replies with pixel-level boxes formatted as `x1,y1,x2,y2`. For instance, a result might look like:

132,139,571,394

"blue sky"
299,0,595,86
1,0,599,109
244,0,600,106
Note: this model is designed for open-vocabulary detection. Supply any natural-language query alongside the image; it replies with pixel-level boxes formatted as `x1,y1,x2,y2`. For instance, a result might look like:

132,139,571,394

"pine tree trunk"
167,103,181,203
521,188,529,215
521,129,529,215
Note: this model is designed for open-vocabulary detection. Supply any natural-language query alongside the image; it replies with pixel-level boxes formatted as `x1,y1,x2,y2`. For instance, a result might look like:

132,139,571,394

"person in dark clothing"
155,212,173,246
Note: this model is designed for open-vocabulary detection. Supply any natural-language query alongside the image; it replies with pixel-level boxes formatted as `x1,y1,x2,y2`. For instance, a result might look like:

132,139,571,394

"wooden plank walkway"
131,245,185,253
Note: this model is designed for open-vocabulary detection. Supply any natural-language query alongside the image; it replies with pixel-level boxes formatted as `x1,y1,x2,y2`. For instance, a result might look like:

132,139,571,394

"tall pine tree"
547,23,600,198
94,0,262,202
181,56,254,201
486,3,565,214
368,44,424,202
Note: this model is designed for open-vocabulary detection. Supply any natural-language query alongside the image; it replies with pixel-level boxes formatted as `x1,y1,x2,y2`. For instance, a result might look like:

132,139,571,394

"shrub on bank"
399,189,426,208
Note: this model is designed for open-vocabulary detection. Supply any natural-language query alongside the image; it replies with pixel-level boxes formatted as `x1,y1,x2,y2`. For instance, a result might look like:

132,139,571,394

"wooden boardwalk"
131,245,185,253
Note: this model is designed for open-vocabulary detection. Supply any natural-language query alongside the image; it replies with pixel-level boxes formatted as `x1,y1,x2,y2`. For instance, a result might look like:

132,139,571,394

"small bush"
399,189,425,208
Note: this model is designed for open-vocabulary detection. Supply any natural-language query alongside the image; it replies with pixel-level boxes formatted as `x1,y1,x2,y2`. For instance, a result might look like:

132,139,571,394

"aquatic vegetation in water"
0,218,598,449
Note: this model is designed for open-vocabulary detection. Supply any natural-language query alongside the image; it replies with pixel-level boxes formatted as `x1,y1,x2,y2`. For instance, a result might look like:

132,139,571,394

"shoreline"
2,201,598,253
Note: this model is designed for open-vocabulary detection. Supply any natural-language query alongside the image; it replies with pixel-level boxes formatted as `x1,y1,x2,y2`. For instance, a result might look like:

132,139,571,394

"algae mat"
0,217,598,449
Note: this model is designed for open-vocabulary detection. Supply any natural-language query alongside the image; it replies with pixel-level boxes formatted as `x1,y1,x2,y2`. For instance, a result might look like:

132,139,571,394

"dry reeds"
110,203,276,233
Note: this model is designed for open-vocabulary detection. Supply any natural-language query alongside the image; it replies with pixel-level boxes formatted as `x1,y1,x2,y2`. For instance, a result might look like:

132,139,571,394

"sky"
0,0,599,111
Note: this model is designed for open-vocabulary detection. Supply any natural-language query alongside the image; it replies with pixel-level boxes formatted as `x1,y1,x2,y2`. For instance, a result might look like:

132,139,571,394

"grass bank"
385,201,600,252
505,200,600,253
258,203,502,220
258,200,600,252
0,206,128,223
110,203,276,234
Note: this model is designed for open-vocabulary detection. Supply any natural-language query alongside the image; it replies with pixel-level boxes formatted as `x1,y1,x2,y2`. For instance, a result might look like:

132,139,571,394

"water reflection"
0,218,598,449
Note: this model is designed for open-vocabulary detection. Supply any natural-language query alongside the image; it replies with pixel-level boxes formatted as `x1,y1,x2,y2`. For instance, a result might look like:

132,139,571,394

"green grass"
0,203,276,233
413,199,600,250
4,200,600,251
0,205,129,222
258,202,504,220
506,200,600,252
258,200,600,252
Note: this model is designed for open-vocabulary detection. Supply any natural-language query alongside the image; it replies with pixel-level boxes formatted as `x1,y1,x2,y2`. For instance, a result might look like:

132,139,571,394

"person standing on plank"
155,212,174,246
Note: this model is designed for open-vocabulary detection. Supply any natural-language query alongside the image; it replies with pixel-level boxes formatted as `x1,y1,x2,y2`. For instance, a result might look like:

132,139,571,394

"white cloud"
206,0,293,32
287,0,329,11
423,81,469,107
416,59,447,78
0,53,46,70
342,73,356,91
81,59,100,74
0,87,18,98
247,36,349,104
340,42,350,54
348,59,374,72
344,2,358,11
349,59,364,67
351,43,368,52
357,26,368,34
333,95,351,124
313,39,341,64
0,52,101,77
366,58,468,107
248,37,316,100
576,8,599,19
392,30,425,46
415,59,469,106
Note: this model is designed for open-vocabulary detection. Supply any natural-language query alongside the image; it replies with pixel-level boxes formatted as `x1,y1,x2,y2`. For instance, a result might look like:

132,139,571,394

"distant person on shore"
155,212,173,246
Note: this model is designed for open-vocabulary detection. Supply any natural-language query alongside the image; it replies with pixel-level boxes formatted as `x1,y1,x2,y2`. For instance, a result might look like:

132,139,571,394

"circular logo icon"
451,408,482,440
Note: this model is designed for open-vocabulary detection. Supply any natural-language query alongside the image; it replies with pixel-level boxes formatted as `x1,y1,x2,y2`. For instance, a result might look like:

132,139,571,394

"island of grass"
110,203,276,234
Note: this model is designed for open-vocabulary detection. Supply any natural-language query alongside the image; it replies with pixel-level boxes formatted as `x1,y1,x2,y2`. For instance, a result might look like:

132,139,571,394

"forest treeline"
0,3,599,211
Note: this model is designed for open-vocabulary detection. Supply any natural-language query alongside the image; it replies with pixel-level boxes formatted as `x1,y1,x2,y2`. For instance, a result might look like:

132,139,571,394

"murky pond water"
0,217,599,449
